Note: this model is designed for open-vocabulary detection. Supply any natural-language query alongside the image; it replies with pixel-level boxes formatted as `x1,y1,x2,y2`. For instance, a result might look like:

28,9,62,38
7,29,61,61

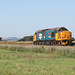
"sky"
0,0,75,38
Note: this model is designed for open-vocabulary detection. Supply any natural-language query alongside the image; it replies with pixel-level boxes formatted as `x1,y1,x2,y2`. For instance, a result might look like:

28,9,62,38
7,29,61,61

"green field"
0,46,75,75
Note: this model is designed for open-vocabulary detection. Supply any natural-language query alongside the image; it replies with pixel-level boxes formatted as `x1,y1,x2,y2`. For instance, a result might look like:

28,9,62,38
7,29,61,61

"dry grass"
0,41,33,45
72,41,75,43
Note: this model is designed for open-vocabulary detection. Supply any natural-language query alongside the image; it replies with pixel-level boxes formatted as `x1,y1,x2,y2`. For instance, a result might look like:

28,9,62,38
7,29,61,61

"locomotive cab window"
58,28,68,32
59,28,62,31
62,28,68,31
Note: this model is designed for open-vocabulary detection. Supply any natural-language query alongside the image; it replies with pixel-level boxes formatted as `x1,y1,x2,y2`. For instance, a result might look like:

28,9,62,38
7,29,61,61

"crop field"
0,44,75,75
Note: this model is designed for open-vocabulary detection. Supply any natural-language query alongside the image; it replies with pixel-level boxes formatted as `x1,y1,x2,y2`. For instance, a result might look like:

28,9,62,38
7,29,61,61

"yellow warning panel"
33,35,36,42
55,31,72,41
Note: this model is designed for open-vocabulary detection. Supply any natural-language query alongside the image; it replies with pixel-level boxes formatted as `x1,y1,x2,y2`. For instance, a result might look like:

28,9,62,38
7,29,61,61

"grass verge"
0,46,75,75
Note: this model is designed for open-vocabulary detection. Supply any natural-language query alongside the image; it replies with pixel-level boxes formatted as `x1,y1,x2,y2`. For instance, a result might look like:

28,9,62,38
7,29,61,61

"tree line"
0,37,2,41
18,36,33,41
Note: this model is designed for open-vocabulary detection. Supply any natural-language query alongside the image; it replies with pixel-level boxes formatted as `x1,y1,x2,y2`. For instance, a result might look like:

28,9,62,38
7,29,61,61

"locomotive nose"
60,31,72,45
62,31,72,40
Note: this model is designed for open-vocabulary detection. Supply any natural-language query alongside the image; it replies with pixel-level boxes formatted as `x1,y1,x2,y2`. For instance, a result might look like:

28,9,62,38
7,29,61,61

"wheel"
46,41,50,45
42,41,46,45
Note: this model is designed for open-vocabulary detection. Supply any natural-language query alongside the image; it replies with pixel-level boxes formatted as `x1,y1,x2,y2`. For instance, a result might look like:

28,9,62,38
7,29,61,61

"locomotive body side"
33,30,55,45
36,32,45,41
45,30,55,41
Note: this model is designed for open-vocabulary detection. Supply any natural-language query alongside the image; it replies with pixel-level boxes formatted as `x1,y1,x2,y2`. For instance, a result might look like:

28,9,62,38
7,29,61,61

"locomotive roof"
35,27,67,33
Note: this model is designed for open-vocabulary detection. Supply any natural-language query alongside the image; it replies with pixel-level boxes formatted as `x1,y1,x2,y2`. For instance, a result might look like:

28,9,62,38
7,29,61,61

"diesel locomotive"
33,27,72,45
